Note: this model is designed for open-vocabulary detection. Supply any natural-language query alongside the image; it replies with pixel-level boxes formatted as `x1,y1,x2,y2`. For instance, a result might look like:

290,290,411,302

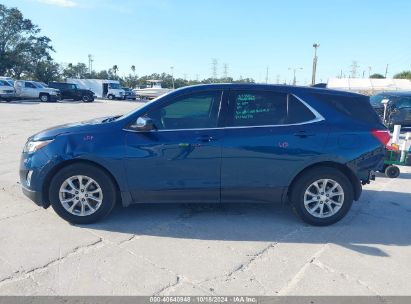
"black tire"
49,163,117,224
385,165,400,178
39,94,50,102
107,94,114,100
82,95,91,102
290,167,354,226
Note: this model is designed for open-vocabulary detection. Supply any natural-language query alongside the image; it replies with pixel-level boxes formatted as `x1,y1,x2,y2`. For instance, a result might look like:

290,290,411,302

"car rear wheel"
49,163,117,224
290,167,354,226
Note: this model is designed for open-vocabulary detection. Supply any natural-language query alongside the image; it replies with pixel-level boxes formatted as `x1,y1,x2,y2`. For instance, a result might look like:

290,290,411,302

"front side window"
227,90,316,127
25,82,36,88
145,91,222,130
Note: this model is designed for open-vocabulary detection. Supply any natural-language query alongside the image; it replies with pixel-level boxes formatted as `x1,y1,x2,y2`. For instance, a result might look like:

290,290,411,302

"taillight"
371,129,390,145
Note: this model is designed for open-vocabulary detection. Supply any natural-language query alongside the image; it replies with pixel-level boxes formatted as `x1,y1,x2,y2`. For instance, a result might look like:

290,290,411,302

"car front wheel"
49,163,117,224
40,94,50,102
290,167,354,226
82,95,91,102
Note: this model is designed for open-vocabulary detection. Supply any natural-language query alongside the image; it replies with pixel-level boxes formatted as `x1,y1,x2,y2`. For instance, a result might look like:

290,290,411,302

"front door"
124,90,224,203
220,89,328,203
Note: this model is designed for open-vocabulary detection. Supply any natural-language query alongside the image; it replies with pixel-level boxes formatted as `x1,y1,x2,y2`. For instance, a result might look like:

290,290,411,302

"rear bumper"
0,93,15,99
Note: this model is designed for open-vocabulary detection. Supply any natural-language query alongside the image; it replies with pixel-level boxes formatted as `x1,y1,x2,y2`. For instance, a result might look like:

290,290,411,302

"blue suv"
20,84,389,226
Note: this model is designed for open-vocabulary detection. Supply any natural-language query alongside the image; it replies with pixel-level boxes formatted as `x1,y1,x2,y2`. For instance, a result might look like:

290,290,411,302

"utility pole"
276,74,280,84
368,66,372,77
265,66,269,84
350,61,359,78
88,54,93,74
183,74,187,81
170,66,175,89
385,64,389,78
289,67,303,85
311,43,320,85
223,63,228,79
211,58,218,81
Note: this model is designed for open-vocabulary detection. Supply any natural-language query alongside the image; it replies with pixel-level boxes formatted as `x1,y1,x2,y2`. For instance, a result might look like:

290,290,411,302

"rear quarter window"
312,93,381,124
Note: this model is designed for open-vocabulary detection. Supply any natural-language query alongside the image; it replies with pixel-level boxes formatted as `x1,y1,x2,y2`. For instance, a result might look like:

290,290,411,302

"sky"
3,0,411,84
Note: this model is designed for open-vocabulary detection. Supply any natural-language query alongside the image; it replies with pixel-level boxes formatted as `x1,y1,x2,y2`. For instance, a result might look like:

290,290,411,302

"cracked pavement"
0,100,410,296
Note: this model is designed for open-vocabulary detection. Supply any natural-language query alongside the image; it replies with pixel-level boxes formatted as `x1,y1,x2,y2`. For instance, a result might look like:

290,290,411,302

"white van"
67,78,125,100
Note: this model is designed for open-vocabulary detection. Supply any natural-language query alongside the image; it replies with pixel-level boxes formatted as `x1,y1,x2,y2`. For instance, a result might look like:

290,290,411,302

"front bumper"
21,185,46,208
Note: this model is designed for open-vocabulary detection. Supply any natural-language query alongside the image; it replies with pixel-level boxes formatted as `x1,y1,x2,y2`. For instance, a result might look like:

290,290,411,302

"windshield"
370,94,387,107
0,80,11,86
69,84,78,89
108,83,121,89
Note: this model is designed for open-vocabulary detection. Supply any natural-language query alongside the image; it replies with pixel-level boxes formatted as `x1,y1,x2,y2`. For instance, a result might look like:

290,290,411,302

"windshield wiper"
102,115,122,123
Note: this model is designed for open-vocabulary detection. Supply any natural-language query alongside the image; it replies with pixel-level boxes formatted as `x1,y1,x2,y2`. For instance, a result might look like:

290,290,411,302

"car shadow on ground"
83,186,411,257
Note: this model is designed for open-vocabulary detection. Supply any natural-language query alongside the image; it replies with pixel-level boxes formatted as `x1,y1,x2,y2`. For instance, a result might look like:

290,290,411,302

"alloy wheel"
303,178,344,218
59,175,103,216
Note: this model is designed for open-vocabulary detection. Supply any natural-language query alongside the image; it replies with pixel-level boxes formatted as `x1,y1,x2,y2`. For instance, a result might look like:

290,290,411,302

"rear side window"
227,91,316,127
313,93,381,124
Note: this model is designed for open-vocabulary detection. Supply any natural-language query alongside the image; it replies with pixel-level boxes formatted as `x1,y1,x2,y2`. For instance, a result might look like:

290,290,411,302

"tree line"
1,4,410,89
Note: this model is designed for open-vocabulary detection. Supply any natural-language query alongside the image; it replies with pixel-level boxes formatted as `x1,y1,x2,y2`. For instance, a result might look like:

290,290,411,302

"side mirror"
131,116,156,131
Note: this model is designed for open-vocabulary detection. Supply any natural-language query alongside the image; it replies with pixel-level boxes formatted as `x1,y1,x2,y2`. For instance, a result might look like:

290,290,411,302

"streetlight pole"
311,43,320,85
170,66,175,89
289,67,303,85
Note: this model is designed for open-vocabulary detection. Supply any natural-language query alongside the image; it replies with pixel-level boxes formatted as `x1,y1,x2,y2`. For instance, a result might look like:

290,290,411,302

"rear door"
220,89,328,203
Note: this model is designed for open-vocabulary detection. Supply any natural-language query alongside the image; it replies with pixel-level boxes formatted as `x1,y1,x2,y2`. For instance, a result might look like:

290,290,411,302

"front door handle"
293,131,315,138
196,135,217,142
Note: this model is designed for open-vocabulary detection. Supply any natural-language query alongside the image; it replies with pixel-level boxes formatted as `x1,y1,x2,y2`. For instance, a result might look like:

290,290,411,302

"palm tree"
131,65,136,75
112,65,119,78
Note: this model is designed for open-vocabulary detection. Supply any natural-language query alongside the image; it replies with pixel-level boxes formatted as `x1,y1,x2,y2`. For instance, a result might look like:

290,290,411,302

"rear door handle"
196,135,217,142
293,131,315,138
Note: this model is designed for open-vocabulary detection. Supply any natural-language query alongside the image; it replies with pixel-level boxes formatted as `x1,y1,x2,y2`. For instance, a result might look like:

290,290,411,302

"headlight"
23,140,53,153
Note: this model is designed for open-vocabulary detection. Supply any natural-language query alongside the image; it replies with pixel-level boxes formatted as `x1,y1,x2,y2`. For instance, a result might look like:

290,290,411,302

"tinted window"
146,91,222,130
313,93,381,124
370,94,386,107
227,91,316,127
49,83,62,89
25,82,36,88
396,97,411,109
0,80,11,86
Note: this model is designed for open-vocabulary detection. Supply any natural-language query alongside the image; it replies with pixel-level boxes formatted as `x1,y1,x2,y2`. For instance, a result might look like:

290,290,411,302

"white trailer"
67,78,125,100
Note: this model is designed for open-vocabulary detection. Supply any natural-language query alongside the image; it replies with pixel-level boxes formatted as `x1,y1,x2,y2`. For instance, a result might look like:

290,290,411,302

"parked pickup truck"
48,82,95,102
14,80,60,102
0,79,15,102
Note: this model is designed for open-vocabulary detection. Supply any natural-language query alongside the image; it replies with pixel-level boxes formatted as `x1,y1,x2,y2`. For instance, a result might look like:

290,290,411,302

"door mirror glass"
131,116,156,131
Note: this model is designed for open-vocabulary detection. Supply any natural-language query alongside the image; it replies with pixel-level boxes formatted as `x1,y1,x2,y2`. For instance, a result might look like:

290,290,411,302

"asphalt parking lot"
0,99,410,296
